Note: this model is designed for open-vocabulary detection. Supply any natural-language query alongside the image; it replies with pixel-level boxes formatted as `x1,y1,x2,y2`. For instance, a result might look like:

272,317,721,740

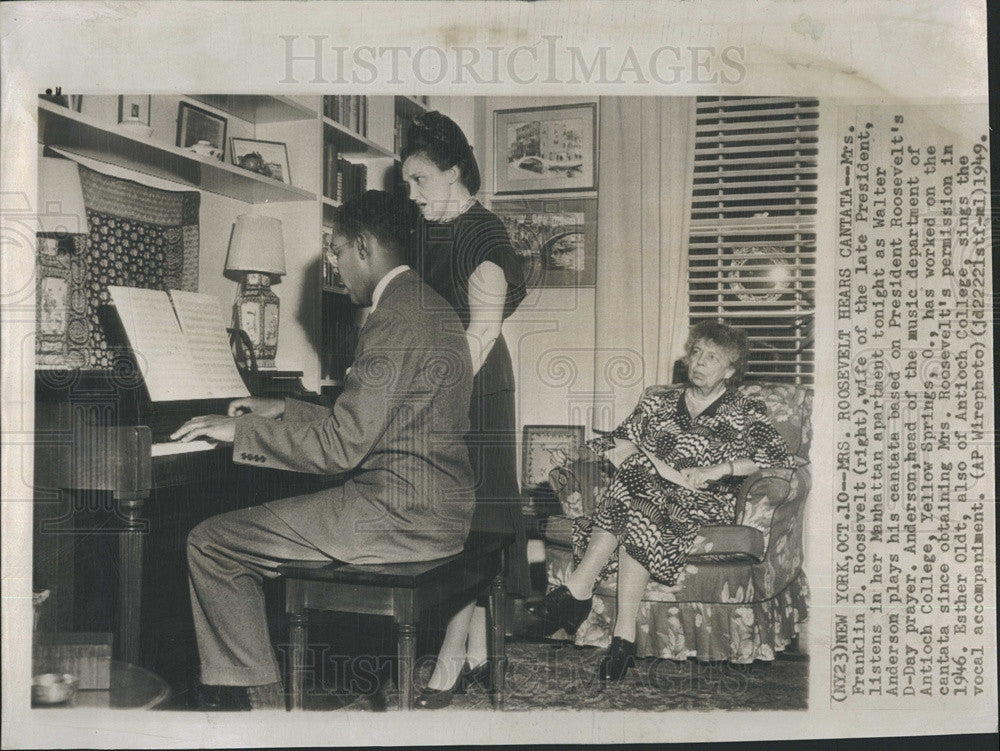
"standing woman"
400,111,529,707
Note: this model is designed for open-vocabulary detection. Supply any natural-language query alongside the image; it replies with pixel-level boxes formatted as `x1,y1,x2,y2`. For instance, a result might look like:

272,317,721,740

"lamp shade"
225,214,286,276
38,157,87,235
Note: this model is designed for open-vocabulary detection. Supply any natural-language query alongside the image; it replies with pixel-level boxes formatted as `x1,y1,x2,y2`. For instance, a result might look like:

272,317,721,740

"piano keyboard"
151,440,218,457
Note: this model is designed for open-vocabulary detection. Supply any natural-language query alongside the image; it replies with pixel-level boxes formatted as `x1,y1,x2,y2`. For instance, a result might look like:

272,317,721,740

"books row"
323,142,368,202
323,95,367,136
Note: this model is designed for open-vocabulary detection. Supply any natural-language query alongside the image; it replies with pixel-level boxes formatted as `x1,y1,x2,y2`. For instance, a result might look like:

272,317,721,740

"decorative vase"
234,272,279,368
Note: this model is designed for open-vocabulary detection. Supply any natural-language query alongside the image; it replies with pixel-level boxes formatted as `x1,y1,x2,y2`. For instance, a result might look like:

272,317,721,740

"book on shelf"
336,157,346,202
323,141,339,200
395,111,407,157
356,162,367,197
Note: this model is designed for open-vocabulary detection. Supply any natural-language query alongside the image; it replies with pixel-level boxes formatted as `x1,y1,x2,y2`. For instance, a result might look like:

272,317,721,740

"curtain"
591,97,695,431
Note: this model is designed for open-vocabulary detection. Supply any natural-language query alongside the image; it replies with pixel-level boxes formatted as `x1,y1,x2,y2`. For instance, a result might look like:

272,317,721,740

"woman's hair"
683,321,750,386
401,110,481,195
335,190,420,260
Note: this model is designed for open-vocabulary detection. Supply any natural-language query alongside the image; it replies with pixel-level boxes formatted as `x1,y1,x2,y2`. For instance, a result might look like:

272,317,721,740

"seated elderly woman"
526,321,795,683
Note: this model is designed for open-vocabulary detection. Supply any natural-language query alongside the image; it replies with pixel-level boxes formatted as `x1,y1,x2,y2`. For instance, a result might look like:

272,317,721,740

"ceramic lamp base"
233,272,279,369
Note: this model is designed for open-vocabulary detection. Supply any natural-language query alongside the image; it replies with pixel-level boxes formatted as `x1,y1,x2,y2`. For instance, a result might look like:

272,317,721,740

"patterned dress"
572,386,794,586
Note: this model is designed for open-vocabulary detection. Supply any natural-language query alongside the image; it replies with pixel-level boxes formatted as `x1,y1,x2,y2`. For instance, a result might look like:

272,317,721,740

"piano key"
151,440,217,457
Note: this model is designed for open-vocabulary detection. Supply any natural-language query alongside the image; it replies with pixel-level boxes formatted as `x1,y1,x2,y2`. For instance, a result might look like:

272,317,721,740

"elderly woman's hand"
679,464,730,490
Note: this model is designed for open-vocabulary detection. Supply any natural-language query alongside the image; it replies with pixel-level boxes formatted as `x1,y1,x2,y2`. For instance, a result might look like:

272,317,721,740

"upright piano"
33,368,323,669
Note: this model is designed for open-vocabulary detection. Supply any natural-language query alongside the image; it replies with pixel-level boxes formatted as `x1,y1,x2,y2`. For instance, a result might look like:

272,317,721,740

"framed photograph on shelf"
492,197,597,288
494,102,598,195
521,424,586,490
117,94,150,125
176,101,227,161
230,137,291,184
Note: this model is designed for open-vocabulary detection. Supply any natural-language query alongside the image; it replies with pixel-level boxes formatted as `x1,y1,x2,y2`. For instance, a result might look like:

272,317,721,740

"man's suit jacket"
231,269,475,564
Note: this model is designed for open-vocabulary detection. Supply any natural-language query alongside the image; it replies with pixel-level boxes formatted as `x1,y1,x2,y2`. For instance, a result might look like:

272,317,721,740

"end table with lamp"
225,213,285,369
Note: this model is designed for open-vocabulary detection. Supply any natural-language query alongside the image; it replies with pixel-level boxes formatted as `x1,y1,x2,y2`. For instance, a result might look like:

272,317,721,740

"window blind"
688,97,818,385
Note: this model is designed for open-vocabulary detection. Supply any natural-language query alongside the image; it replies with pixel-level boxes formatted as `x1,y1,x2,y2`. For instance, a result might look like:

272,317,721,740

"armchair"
541,382,811,664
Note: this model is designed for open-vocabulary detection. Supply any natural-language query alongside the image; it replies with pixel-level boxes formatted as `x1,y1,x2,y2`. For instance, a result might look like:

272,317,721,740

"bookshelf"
38,100,317,204
37,93,437,391
318,95,431,386
186,95,317,124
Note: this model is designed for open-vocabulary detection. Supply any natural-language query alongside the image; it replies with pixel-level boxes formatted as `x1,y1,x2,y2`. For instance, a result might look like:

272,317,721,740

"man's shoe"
193,682,251,711
524,585,593,637
246,681,286,710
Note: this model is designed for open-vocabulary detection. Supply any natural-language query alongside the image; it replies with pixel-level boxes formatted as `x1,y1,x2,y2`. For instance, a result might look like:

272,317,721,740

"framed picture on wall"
491,197,597,288
118,94,150,125
521,424,586,490
494,102,598,195
176,101,228,161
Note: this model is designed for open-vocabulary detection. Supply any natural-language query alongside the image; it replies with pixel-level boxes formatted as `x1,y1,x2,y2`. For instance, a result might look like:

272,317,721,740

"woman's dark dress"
573,387,794,586
412,201,530,597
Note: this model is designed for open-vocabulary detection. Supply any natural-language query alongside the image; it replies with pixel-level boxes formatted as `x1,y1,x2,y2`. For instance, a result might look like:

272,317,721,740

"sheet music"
168,290,250,400
108,286,204,401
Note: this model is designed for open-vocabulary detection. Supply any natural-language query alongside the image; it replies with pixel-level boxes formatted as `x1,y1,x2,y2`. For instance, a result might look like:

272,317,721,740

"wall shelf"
39,100,316,204
394,95,429,115
322,116,395,158
186,95,318,123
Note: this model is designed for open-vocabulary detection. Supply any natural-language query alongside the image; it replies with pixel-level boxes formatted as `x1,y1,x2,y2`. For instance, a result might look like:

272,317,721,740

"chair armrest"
737,462,812,553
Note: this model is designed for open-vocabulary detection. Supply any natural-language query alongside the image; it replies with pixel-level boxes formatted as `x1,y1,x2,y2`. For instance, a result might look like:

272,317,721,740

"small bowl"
32,673,79,705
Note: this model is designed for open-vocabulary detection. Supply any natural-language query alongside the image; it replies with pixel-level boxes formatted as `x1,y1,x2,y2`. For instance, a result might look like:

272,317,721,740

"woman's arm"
679,458,760,489
466,260,508,375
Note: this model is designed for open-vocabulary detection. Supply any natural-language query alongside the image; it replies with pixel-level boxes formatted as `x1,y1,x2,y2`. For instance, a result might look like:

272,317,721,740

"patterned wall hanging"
36,163,200,369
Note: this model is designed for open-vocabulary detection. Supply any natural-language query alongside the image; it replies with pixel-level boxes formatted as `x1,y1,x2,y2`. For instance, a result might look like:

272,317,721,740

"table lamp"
224,214,286,369
38,156,88,249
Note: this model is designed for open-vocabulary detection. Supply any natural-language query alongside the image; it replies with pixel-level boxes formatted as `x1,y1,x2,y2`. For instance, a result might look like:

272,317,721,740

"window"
688,97,818,385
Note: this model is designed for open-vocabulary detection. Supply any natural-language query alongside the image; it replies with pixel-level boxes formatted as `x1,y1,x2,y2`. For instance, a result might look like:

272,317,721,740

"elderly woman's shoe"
524,585,593,636
598,636,637,683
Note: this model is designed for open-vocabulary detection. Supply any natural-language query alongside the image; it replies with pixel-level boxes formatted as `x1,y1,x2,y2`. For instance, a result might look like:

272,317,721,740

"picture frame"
117,94,150,125
175,101,228,161
229,137,291,184
494,102,598,195
491,197,598,288
521,424,586,490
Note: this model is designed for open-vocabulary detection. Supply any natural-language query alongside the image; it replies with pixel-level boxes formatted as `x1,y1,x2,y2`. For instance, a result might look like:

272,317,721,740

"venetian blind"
688,97,818,385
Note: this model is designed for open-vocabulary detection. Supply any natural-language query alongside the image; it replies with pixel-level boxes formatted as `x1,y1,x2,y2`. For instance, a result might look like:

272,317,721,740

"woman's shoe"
598,636,637,683
414,663,469,710
460,660,491,692
524,585,593,637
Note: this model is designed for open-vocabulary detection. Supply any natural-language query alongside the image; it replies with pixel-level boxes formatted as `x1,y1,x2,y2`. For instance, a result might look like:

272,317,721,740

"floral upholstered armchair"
542,382,811,664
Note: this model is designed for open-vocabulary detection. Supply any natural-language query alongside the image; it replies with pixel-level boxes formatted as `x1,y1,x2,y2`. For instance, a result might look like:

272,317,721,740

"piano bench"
277,531,513,711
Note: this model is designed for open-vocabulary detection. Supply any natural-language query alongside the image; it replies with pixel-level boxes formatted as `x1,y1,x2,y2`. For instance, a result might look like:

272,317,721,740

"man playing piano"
171,191,475,710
